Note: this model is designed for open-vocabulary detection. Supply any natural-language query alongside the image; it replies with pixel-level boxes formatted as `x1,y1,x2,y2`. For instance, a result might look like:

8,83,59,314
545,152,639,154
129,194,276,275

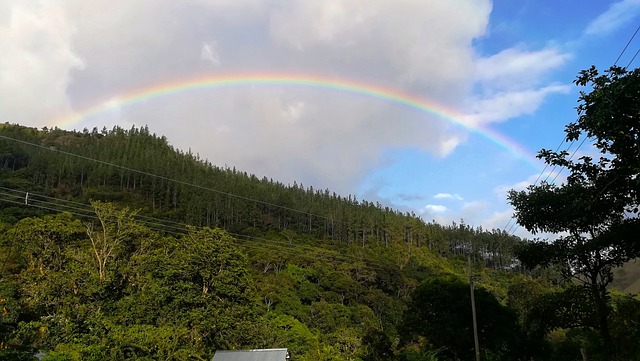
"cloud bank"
464,46,571,125
1,0,500,194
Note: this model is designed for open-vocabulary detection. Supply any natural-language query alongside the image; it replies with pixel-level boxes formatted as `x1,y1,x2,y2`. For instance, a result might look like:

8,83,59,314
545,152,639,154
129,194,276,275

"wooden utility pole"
469,255,481,361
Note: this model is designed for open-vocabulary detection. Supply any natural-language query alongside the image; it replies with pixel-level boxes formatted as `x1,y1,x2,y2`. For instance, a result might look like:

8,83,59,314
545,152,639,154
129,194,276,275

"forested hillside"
0,123,523,267
0,123,638,361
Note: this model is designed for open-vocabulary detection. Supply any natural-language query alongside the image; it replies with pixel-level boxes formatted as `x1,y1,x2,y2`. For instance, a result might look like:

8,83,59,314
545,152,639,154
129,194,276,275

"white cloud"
268,0,491,86
419,198,516,235
434,193,464,200
494,173,542,199
190,0,267,24
461,200,486,212
0,0,493,195
480,208,514,231
475,47,571,88
464,84,571,124
0,0,84,125
464,45,572,125
493,169,570,202
423,204,448,214
585,0,640,35
201,42,221,66
438,135,465,157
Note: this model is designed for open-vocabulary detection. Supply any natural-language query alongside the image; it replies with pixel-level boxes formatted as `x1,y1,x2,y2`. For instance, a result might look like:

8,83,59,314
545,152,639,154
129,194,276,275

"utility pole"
469,255,481,361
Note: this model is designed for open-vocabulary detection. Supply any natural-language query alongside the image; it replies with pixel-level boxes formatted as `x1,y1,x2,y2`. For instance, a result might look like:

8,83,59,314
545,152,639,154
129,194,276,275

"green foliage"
1,204,259,360
609,293,640,360
0,123,525,267
263,314,316,356
508,66,640,359
40,351,74,361
0,349,37,361
2,123,636,359
401,278,521,361
399,349,440,361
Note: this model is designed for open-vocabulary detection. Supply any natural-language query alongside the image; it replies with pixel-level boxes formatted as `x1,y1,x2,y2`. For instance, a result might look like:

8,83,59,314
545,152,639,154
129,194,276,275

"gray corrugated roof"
212,348,288,361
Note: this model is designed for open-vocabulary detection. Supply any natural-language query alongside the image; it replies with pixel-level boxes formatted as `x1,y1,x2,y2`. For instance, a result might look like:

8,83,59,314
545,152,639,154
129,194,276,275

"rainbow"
55,72,542,170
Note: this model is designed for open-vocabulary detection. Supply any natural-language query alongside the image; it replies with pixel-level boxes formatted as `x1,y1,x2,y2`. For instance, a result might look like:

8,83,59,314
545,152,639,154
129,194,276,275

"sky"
2,0,640,238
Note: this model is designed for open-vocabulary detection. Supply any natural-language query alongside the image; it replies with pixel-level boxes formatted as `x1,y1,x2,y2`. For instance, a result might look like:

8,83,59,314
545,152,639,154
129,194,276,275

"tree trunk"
580,347,589,361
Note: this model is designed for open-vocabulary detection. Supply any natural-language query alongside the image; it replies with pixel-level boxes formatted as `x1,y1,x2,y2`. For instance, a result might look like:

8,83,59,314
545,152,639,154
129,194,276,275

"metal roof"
212,348,289,361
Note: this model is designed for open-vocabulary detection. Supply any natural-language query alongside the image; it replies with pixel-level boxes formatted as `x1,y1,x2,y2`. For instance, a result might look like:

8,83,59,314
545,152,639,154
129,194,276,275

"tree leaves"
509,66,640,358
401,278,521,360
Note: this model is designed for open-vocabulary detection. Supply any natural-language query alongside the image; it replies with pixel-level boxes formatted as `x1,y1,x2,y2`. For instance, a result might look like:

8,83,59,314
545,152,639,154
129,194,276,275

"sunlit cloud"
463,45,572,125
423,204,448,214
464,84,571,125
475,47,571,88
434,193,464,200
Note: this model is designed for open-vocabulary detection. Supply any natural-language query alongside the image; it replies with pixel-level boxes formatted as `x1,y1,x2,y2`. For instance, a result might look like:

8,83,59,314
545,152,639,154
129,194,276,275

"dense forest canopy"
0,115,638,360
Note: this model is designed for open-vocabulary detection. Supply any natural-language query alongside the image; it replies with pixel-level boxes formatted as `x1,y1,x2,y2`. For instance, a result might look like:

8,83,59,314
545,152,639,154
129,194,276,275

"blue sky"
2,0,640,238
364,0,640,235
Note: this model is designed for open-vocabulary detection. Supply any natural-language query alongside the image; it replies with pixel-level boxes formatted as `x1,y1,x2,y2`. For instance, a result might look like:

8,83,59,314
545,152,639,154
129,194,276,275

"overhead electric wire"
502,137,570,234
550,137,588,184
0,133,396,232
507,135,589,236
0,132,446,266
614,24,640,66
11,191,389,269
2,189,95,217
504,23,640,236
626,47,640,69
0,186,190,235
541,138,577,185
0,188,192,236
0,194,387,272
0,187,393,272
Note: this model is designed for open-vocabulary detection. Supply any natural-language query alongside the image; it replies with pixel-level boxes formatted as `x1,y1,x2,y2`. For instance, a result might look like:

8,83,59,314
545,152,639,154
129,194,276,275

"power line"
504,23,640,236
0,133,359,230
614,24,640,66
508,135,589,236
0,186,190,235
2,184,525,275
626,46,640,69
502,137,569,234
0,191,185,236
0,187,394,272
0,131,491,271
550,137,588,184
0,194,389,272
542,139,577,185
